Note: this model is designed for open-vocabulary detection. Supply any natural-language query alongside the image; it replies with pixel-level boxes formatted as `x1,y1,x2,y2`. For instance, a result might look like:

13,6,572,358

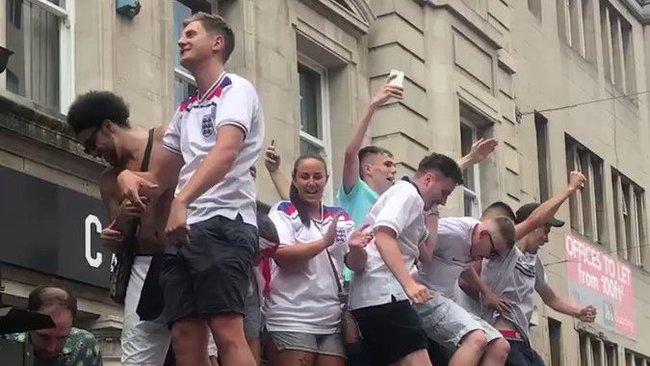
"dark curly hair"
66,91,130,134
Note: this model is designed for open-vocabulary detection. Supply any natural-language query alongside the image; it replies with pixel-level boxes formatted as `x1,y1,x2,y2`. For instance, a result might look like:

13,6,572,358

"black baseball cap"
515,203,565,227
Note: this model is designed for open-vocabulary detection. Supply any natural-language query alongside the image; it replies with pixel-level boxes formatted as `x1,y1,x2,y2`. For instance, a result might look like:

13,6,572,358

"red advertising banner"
565,232,635,337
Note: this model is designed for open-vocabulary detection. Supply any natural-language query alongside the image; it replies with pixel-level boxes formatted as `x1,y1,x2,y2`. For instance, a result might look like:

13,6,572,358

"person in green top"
3,285,102,366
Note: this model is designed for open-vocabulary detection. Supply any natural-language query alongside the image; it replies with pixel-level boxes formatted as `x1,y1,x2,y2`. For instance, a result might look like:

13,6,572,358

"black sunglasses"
81,125,102,155
487,232,500,259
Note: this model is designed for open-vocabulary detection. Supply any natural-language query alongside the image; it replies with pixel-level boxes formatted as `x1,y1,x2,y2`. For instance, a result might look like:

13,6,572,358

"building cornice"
421,0,505,50
0,91,104,167
297,0,375,37
623,0,650,24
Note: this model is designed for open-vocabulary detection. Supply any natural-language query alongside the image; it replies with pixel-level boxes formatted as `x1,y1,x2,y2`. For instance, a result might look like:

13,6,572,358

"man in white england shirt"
117,12,263,366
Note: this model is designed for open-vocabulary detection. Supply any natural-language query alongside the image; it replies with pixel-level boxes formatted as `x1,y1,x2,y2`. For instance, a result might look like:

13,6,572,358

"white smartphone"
388,69,404,88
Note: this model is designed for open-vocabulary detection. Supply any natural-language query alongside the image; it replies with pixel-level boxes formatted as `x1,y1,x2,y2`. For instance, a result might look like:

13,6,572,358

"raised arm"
264,140,291,200
342,78,403,193
515,170,586,240
458,138,498,170
375,226,432,304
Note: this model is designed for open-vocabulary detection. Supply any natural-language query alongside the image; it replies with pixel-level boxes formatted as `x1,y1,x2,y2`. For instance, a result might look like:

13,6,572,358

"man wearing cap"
478,171,597,366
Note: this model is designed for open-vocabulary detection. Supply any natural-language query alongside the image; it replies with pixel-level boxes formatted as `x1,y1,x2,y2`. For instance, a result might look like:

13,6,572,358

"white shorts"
122,256,218,365
416,293,502,350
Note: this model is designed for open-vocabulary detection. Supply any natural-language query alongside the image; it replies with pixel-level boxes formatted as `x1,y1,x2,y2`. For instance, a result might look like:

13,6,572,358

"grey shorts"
416,294,502,350
269,331,346,358
243,273,262,339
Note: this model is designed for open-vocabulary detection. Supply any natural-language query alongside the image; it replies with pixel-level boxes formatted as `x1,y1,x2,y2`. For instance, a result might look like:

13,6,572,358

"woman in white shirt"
264,155,371,366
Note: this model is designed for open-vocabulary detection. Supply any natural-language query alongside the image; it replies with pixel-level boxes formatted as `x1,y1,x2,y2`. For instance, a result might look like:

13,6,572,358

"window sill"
0,90,106,166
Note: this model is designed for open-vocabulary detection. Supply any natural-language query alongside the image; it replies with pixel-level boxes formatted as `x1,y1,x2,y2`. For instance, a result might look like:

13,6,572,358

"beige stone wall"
73,0,372,205
218,0,373,204
75,0,177,129
367,0,650,363
512,0,650,362
62,0,373,360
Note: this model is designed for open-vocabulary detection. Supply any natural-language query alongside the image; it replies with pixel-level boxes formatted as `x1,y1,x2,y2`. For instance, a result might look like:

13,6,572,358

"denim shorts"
416,293,503,349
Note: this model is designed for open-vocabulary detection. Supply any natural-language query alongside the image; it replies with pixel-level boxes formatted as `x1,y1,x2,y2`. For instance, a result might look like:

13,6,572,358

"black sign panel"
0,165,111,288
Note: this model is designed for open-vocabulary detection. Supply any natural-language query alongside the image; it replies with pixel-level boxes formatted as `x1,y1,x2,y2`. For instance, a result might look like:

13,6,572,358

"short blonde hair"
183,12,235,62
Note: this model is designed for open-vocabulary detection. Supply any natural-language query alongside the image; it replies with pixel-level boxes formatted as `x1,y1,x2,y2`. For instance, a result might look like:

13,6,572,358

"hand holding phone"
388,69,404,88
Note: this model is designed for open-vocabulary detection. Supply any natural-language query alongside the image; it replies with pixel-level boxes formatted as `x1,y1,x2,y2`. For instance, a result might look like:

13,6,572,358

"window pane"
300,138,324,158
298,64,322,139
173,1,192,70
463,193,475,217
605,344,617,366
535,113,551,201
460,124,475,190
591,339,602,366
579,333,589,366
592,158,606,243
6,0,60,111
174,77,198,106
635,191,646,265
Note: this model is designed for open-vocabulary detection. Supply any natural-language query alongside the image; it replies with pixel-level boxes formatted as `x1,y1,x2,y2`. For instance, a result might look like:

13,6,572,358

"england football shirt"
163,72,264,226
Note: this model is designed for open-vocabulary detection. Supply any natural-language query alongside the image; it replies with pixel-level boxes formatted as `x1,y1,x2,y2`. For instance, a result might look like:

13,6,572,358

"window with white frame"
600,1,636,94
580,333,618,366
565,135,607,244
612,169,646,267
556,0,595,61
4,0,74,113
298,60,330,159
173,0,211,106
626,350,649,366
297,56,332,201
460,121,481,218
535,112,552,201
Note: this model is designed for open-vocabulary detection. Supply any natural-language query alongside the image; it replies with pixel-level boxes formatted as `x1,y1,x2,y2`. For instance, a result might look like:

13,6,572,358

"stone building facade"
1,0,650,364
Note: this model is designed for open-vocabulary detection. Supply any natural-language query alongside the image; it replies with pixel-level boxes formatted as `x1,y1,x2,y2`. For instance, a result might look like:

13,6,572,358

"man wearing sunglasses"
67,91,178,365
476,174,596,366
414,215,516,366
67,92,220,365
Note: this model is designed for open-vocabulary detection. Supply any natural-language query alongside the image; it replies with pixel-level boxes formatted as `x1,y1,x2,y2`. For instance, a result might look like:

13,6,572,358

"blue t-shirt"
337,178,379,228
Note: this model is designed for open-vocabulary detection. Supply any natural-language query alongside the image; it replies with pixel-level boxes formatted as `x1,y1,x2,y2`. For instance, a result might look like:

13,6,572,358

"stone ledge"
0,91,106,168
